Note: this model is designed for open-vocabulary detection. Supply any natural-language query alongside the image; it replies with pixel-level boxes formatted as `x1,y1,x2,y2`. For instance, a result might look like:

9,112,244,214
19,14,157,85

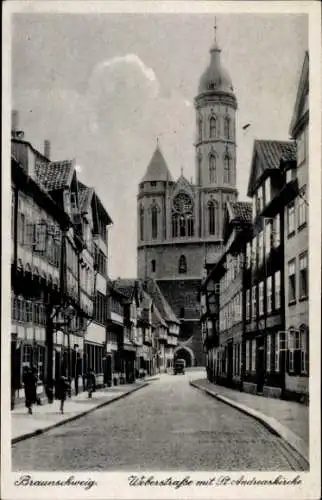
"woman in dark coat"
57,374,70,414
23,367,37,414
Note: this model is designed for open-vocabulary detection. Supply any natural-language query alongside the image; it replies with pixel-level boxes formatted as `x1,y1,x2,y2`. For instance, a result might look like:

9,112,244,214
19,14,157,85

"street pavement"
12,369,308,471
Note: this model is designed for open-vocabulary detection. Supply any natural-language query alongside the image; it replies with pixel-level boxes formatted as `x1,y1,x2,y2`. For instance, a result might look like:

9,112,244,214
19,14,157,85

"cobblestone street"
12,371,307,471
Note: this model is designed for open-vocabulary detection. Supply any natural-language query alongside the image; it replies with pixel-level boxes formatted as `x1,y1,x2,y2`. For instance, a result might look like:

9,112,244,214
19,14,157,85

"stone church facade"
137,30,238,366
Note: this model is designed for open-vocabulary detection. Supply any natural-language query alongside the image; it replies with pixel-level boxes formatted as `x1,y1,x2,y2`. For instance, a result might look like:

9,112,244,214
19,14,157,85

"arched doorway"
174,346,195,368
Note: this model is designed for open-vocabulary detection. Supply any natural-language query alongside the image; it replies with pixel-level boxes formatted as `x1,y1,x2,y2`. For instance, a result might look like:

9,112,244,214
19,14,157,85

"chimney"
44,140,51,160
12,110,19,132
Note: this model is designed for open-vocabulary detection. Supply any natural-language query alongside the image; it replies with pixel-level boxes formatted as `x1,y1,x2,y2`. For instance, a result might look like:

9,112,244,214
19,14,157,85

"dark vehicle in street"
174,358,185,375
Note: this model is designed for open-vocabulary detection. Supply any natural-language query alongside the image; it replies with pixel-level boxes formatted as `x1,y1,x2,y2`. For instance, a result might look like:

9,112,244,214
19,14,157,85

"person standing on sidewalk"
87,370,96,399
23,366,37,415
57,374,70,415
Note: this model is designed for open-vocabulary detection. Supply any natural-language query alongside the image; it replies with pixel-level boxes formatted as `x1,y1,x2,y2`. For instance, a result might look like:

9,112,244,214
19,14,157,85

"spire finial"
181,166,183,176
214,16,217,43
156,136,159,147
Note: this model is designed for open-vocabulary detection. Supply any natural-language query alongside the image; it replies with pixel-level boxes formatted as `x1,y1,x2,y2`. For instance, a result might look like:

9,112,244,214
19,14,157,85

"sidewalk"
12,380,151,444
190,378,309,464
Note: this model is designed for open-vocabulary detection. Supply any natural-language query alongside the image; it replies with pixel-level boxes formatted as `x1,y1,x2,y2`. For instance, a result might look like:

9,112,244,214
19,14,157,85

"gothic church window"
208,200,218,235
209,154,216,183
139,205,144,241
172,192,194,238
178,255,187,274
209,116,217,138
224,154,232,184
151,259,156,273
151,204,158,240
224,116,231,139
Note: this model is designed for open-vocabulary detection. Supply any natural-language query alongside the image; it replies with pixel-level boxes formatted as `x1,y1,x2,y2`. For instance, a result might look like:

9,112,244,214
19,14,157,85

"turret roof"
141,145,174,183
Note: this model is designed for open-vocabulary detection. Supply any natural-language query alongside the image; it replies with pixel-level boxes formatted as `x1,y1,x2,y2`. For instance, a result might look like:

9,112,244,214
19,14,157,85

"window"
299,253,308,299
264,177,271,206
256,187,264,214
151,259,156,273
94,244,106,276
273,214,280,248
251,340,256,372
266,334,271,372
265,221,272,256
274,331,286,372
246,289,251,321
151,205,158,240
251,237,257,268
208,200,218,235
180,307,185,318
258,231,264,266
274,271,281,309
172,192,194,239
224,116,231,139
252,285,257,319
139,205,144,241
246,242,251,268
178,255,187,274
209,116,217,138
94,292,106,325
297,130,306,166
150,181,157,187
224,155,231,184
287,203,295,235
288,328,300,373
267,276,272,314
286,168,295,183
298,188,307,228
209,155,216,183
288,260,296,303
18,212,25,245
22,344,32,367
198,117,202,141
37,345,45,381
259,282,264,316
252,196,257,220
246,340,250,372
300,326,308,374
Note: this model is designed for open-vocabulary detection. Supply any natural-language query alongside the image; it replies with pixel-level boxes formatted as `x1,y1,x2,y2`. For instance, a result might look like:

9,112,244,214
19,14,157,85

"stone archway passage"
174,347,194,368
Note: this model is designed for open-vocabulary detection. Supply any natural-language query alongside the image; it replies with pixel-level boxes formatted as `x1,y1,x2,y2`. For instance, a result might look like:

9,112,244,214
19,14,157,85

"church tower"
137,23,238,366
195,22,238,255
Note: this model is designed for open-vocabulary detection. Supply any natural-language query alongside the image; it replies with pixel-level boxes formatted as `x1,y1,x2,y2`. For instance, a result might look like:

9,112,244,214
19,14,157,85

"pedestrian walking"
87,370,96,399
57,374,70,414
23,366,37,415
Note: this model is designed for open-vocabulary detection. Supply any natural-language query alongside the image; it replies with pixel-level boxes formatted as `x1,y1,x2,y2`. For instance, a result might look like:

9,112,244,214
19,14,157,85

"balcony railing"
12,296,46,325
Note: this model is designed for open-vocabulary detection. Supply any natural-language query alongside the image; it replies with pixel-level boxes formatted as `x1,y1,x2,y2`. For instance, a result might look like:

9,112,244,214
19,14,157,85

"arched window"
208,200,218,235
209,116,217,138
224,116,231,139
151,259,156,273
172,192,194,239
224,155,232,184
209,154,216,183
151,204,158,240
139,205,144,241
198,117,203,141
178,255,187,274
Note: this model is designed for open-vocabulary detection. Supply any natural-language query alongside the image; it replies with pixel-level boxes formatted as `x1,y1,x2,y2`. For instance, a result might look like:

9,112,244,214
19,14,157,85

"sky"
11,12,308,278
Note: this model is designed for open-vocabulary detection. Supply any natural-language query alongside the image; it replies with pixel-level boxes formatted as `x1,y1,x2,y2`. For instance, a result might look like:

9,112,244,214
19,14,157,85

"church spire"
210,16,221,53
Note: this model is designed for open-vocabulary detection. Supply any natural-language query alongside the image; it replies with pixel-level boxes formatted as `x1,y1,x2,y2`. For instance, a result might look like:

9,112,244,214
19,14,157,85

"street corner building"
137,31,239,368
201,51,309,404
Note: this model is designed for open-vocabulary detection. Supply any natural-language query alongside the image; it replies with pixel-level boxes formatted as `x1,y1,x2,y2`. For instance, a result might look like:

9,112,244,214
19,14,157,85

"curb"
190,381,309,465
12,382,149,445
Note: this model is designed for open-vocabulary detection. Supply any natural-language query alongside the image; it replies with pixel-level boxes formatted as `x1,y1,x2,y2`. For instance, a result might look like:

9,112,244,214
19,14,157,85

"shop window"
251,340,256,372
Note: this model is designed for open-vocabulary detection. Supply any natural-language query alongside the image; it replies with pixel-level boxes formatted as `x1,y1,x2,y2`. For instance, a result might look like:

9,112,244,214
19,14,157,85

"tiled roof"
113,278,137,300
256,140,297,170
141,146,174,183
144,278,180,325
35,160,74,191
230,201,252,224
